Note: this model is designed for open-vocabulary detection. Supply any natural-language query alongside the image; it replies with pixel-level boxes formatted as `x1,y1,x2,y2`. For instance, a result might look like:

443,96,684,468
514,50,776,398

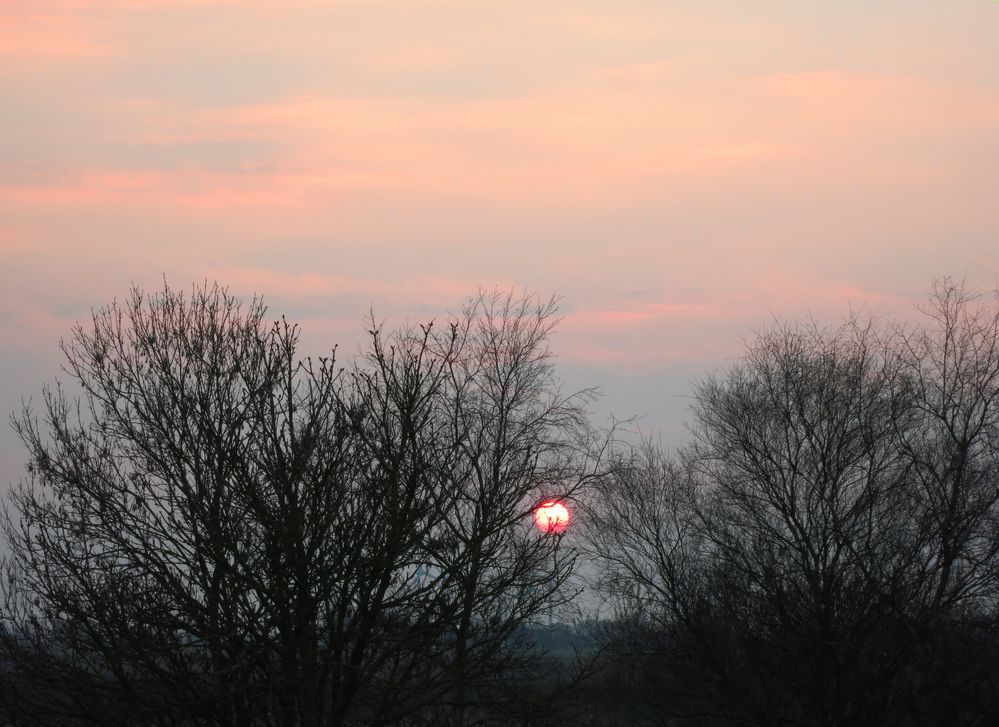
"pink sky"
2,0,998,481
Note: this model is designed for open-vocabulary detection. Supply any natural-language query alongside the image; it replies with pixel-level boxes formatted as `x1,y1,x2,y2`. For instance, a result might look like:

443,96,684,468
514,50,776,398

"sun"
533,500,571,534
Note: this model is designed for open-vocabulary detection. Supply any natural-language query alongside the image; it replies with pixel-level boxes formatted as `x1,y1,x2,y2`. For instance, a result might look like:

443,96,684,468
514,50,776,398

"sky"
2,0,998,489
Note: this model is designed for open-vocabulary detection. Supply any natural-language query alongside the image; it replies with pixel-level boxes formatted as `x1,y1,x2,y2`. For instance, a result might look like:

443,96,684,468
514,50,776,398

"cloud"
759,70,999,132
0,9,113,64
566,302,710,327
200,267,482,304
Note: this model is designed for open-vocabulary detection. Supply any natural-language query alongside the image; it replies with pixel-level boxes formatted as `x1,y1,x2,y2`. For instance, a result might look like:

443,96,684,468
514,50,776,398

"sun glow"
533,500,571,534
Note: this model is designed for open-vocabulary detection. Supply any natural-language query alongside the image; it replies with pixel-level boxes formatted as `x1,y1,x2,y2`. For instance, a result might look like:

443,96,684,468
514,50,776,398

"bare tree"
425,290,606,726
0,282,605,727
587,280,999,727
888,280,999,625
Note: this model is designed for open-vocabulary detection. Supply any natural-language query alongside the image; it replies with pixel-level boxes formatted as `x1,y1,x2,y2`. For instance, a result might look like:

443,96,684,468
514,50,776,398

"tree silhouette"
0,282,606,727
587,279,999,726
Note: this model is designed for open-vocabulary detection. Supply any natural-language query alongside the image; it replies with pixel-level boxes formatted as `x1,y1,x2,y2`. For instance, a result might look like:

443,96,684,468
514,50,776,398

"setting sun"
533,500,571,534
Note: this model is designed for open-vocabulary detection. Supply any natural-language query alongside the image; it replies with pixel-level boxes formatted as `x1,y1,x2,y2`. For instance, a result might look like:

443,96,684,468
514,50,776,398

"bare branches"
586,279,999,726
1,282,605,727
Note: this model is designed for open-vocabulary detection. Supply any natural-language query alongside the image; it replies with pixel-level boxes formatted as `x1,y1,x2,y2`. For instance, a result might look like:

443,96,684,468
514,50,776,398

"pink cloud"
0,7,115,64
550,272,933,371
0,299,78,348
566,302,710,327
759,70,999,132
0,168,318,210
200,266,509,311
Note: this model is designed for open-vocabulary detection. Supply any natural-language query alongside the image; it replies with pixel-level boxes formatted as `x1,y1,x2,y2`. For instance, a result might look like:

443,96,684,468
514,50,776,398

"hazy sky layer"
2,0,998,485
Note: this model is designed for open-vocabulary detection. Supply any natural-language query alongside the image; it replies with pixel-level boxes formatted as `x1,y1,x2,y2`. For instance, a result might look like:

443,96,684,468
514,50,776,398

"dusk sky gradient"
2,0,998,488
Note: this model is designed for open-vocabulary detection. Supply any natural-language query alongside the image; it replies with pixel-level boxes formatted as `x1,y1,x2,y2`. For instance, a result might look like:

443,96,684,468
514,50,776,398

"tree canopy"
586,279,999,727
0,282,606,727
